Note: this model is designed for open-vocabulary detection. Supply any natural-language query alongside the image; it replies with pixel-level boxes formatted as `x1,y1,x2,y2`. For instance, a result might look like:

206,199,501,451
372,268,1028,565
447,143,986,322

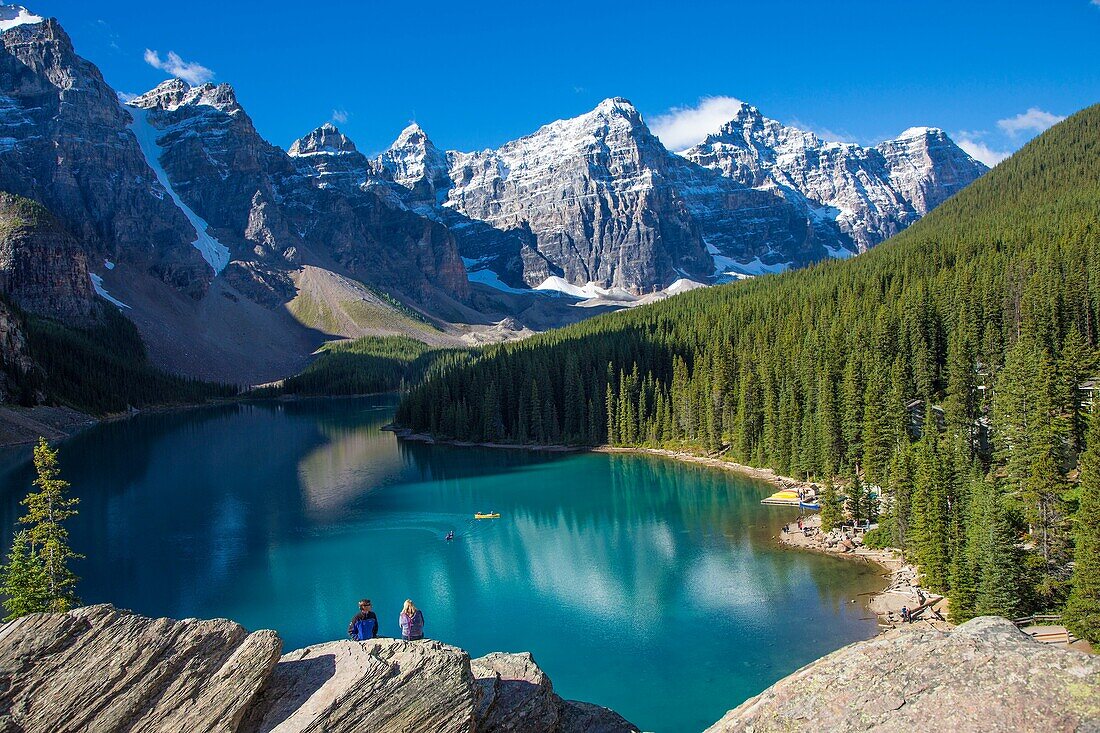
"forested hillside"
396,104,1100,638
24,308,236,414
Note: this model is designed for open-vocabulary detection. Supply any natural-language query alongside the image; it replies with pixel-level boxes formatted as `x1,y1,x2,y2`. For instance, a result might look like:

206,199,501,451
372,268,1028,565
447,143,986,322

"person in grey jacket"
399,599,424,640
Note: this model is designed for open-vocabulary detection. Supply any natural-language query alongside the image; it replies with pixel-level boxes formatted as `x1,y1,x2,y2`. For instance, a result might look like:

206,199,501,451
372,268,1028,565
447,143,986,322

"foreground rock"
242,638,479,733
472,652,638,733
0,604,281,733
704,616,1100,732
0,606,637,733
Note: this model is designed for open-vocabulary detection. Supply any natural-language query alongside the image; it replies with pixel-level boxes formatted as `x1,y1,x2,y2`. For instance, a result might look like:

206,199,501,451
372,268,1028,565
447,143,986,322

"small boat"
799,501,821,510
445,530,455,540
474,512,500,520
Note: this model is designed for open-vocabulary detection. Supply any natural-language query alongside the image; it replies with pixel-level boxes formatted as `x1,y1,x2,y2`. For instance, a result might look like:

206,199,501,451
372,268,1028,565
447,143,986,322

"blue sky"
27,0,1100,164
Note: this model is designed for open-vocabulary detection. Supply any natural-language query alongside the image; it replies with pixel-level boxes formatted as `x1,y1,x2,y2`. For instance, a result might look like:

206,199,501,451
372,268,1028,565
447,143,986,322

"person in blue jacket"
348,598,378,640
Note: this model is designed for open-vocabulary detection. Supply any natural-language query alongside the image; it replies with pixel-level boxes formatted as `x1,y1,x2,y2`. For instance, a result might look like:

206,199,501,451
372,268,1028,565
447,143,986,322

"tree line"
396,104,1100,641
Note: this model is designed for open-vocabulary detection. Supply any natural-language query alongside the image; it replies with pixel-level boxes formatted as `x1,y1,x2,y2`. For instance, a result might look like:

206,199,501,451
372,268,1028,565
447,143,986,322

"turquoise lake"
0,395,882,732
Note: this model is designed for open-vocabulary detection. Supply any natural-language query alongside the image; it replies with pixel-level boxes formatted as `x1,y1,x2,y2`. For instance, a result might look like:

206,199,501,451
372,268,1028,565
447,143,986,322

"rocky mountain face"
377,99,826,292
0,192,97,323
128,79,469,306
0,7,478,386
377,98,984,293
0,605,639,733
705,616,1100,732
0,4,988,384
681,103,988,252
0,12,208,295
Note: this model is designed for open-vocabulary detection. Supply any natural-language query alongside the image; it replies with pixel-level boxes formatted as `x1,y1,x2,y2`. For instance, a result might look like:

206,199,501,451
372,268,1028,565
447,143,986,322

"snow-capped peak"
128,80,242,115
595,97,638,114
0,4,43,32
393,122,433,149
895,126,943,141
288,122,358,157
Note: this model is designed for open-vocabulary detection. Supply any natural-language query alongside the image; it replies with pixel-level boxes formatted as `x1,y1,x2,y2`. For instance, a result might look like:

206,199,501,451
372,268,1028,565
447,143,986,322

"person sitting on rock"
400,599,425,641
348,599,378,640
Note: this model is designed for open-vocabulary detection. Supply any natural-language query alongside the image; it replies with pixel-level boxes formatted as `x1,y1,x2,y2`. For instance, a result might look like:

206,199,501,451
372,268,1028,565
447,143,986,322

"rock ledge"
0,605,638,733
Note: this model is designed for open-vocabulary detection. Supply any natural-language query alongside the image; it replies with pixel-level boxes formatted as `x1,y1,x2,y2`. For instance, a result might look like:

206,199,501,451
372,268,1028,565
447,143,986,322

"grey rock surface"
242,638,480,733
0,16,208,294
0,606,639,733
703,616,1100,733
0,604,281,733
378,98,984,294
472,651,639,733
0,192,97,323
682,103,987,253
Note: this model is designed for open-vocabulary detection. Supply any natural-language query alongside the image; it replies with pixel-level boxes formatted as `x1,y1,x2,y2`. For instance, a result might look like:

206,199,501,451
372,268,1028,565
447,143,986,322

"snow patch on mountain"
462,257,530,294
0,5,42,32
127,106,231,273
89,273,130,309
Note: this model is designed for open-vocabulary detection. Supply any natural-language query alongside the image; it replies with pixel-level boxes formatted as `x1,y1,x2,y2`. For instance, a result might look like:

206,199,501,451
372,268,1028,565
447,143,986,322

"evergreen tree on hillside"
974,474,1024,618
820,478,843,532
10,438,82,614
1065,409,1100,643
0,531,49,620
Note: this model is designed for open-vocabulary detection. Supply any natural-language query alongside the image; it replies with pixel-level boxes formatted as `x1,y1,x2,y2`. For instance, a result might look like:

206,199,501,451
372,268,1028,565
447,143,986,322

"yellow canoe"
474,512,501,519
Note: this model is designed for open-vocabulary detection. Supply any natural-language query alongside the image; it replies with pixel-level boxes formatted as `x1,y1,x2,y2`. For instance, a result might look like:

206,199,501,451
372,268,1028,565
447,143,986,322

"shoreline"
388,427,948,633
0,391,400,449
776,513,950,632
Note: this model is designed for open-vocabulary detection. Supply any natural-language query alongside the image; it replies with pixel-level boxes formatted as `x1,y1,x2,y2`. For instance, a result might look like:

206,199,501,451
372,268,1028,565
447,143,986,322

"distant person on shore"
399,599,425,641
348,599,378,640
901,606,910,624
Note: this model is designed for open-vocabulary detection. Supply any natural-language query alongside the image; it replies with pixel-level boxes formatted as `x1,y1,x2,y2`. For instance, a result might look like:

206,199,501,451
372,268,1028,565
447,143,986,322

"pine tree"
975,475,1024,618
0,531,49,620
1065,408,1100,643
820,478,843,532
5,438,81,615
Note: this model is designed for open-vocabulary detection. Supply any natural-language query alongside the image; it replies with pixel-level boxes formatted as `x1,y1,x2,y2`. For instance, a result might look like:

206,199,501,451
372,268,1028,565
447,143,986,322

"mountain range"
0,4,986,387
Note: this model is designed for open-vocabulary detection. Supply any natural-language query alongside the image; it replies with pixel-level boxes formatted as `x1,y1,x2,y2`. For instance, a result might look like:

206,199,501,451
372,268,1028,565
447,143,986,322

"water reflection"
0,395,880,733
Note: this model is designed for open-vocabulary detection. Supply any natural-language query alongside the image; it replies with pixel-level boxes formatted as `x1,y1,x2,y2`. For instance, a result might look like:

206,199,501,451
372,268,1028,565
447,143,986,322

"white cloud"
143,49,214,86
997,107,1064,137
115,91,137,103
650,96,747,151
331,108,349,124
954,132,1011,167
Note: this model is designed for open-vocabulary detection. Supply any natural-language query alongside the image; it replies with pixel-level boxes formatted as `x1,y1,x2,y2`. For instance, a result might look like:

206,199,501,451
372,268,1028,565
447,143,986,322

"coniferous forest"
397,104,1100,639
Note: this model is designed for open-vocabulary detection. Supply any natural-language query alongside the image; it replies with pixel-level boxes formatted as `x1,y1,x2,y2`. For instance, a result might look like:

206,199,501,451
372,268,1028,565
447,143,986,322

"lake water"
0,395,882,732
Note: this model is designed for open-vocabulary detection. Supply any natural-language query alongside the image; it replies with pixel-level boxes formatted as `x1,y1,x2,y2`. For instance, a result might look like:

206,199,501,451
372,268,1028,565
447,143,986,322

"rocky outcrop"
242,638,480,733
704,616,1100,733
0,604,281,733
0,605,638,733
681,103,987,253
472,652,638,733
0,192,98,323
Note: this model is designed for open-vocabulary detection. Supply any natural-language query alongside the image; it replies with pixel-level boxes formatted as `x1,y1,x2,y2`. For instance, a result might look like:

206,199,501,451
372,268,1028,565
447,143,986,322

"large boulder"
240,638,480,733
472,651,638,733
704,616,1100,732
0,604,281,733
